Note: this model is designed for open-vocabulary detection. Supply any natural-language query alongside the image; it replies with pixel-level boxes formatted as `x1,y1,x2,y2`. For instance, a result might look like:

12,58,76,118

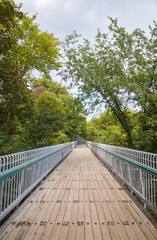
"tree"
0,0,61,133
59,94,87,140
136,93,157,153
60,18,157,149
31,77,87,144
0,1,88,155
32,77,69,96
0,0,23,54
86,110,128,147
129,23,157,113
27,91,64,147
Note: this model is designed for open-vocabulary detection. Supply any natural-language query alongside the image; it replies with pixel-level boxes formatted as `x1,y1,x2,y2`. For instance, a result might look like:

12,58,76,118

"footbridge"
0,140,157,239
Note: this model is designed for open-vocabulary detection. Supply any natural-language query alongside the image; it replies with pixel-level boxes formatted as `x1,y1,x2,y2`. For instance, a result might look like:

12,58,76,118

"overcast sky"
15,0,157,119
15,0,157,40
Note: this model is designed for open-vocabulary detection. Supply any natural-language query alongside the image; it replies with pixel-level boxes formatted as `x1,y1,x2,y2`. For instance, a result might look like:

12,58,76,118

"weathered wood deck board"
0,145,157,240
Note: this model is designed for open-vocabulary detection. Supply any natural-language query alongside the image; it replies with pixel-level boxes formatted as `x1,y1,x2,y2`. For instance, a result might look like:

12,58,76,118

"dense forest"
0,0,157,155
0,0,86,155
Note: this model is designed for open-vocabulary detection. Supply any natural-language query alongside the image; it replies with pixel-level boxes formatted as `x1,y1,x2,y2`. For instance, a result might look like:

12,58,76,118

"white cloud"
15,0,157,40
34,0,48,8
33,0,84,16
63,0,84,15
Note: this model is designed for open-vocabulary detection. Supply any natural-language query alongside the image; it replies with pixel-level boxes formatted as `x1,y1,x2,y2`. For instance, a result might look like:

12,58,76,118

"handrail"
0,144,74,181
84,140,157,171
0,141,76,221
0,143,75,174
96,146,157,176
85,139,157,212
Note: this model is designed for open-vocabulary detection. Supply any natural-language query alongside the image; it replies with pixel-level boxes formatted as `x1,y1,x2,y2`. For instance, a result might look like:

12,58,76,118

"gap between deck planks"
0,145,157,240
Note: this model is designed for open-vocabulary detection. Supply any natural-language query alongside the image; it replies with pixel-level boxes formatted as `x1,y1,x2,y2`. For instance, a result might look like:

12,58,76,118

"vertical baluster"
151,175,153,205
18,171,23,197
154,176,156,207
16,172,18,199
146,172,148,201
140,169,145,199
10,176,13,206
13,174,16,201
7,177,10,208
0,180,4,214
4,179,7,210
148,174,150,203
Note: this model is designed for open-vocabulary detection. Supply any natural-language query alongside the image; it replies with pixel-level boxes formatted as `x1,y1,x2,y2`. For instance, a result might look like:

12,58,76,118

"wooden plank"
113,180,157,240
92,178,120,239
31,181,65,238
83,174,94,240
105,174,148,240
100,176,138,240
67,170,79,240
76,180,84,240
0,173,59,240
39,182,65,238
40,166,73,239
107,172,157,239
49,181,72,239
94,151,157,239
91,182,111,240
3,178,53,240
87,178,102,240
58,180,76,240
91,164,121,240
6,162,71,240
1,145,157,240
0,193,39,240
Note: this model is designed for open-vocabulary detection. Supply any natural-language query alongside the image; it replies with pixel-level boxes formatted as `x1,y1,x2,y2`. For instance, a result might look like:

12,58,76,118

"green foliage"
0,0,23,54
29,78,87,148
60,18,157,150
0,1,87,155
27,90,64,148
59,94,87,140
15,14,61,76
0,76,87,155
1,3,156,155
32,77,69,96
136,94,157,153
86,110,128,147
0,0,61,134
86,107,157,153
50,132,70,145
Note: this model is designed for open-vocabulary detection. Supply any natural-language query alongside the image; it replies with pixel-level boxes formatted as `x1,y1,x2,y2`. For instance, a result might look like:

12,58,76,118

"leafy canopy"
60,17,157,148
0,0,61,134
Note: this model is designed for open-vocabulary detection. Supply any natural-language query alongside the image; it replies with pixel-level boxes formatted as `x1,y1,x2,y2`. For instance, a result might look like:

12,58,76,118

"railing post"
85,139,157,213
18,170,24,197
0,180,4,215
0,141,75,221
140,169,145,199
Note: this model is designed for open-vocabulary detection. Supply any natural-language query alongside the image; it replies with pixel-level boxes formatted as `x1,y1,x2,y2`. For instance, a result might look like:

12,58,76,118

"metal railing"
85,140,157,213
0,142,76,221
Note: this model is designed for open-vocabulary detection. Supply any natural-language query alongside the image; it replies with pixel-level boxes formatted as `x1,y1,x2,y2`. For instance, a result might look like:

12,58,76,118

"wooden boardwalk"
0,145,157,240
